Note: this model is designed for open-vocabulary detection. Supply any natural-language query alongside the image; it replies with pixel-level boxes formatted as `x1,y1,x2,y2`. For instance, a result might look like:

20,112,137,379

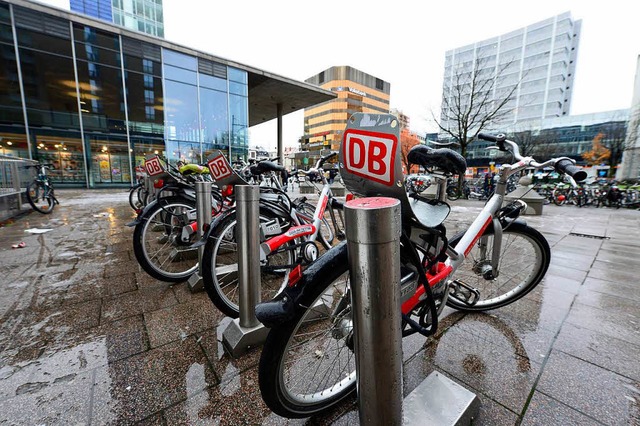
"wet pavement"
0,188,639,425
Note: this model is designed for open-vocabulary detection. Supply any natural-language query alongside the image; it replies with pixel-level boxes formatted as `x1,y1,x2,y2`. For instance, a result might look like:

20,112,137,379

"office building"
465,110,628,167
303,66,390,157
0,0,333,187
618,55,640,180
71,0,164,37
441,12,581,131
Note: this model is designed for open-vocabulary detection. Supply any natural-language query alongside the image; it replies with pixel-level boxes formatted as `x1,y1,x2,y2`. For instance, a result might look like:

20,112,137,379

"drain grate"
569,232,610,240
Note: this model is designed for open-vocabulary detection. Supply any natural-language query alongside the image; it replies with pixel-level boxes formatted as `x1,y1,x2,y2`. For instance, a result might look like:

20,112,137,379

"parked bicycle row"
124,113,589,419
533,178,640,208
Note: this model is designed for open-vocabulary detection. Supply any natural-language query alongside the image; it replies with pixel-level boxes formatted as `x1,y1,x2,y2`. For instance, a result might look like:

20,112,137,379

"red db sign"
343,129,398,186
207,155,233,180
144,156,164,176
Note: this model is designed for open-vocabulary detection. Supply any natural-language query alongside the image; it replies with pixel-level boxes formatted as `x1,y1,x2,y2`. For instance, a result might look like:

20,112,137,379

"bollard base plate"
222,318,269,358
403,371,480,426
187,272,204,293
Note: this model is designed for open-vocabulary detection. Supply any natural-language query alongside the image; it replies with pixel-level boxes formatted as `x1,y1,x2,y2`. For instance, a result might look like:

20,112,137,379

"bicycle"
254,113,586,418
24,163,59,214
201,152,347,318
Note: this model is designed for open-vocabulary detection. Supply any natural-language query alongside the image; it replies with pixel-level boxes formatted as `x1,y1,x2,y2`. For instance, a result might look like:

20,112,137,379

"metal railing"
0,155,37,197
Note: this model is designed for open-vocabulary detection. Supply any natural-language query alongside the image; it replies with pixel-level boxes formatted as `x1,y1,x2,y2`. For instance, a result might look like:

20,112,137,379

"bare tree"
599,118,628,176
434,56,521,159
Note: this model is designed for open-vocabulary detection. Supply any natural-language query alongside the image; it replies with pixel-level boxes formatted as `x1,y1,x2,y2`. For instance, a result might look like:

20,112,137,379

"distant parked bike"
24,162,58,214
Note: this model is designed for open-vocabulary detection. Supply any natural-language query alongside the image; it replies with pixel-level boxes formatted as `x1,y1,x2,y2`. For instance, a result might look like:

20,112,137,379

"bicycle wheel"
128,184,144,210
447,221,550,312
296,202,334,249
26,181,55,214
202,210,295,318
259,243,355,418
132,197,198,282
446,185,461,201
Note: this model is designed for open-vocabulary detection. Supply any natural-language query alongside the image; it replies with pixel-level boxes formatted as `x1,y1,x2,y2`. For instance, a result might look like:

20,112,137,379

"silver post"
187,181,212,292
222,184,269,357
344,197,403,426
235,185,261,328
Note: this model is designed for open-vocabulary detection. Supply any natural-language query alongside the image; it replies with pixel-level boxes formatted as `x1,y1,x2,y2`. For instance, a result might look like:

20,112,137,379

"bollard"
222,185,269,357
345,197,403,426
187,181,212,292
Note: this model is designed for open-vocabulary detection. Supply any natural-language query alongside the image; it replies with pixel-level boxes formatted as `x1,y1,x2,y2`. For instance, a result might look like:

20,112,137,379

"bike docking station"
187,180,213,292
345,196,479,425
222,185,270,358
341,112,479,425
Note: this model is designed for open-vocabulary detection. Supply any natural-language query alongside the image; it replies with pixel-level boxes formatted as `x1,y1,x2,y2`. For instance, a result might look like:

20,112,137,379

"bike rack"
187,181,212,293
345,197,404,425
222,185,269,357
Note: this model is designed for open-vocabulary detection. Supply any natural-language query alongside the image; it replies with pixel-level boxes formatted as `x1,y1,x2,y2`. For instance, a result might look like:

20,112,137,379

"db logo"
207,155,233,180
144,156,164,176
343,129,398,186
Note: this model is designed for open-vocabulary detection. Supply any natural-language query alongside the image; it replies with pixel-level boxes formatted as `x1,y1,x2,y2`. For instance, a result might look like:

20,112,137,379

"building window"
375,78,383,90
319,71,324,84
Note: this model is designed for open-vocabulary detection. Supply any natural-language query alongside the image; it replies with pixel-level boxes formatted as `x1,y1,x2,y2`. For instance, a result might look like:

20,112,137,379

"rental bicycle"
24,162,59,214
201,152,346,318
254,113,586,418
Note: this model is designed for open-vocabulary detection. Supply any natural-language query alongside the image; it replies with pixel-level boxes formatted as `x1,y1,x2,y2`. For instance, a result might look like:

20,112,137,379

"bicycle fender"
125,198,160,227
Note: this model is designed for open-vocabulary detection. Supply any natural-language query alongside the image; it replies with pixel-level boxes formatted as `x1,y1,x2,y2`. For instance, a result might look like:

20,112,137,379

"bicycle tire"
128,184,144,210
201,209,295,318
259,242,355,418
446,221,550,312
26,181,55,214
446,185,461,201
132,197,198,282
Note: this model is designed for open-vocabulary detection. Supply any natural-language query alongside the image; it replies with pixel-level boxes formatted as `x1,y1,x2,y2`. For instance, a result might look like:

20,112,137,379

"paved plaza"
0,188,639,425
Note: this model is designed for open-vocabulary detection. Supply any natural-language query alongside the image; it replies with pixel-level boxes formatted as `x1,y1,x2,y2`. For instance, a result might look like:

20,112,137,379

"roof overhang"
247,72,335,127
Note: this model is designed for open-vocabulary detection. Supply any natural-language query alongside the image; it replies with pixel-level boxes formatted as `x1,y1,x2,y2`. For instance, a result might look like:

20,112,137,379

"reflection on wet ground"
0,189,639,425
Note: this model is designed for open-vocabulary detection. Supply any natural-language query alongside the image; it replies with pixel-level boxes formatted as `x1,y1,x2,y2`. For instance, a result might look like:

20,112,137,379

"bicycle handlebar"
478,133,587,182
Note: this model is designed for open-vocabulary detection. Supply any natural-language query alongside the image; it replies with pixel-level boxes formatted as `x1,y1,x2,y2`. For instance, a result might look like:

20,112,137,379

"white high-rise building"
441,12,581,130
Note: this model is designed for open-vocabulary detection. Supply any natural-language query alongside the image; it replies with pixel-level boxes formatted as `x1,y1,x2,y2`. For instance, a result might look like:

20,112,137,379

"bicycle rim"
27,182,54,213
449,224,548,310
277,271,356,410
140,202,198,280
210,215,293,313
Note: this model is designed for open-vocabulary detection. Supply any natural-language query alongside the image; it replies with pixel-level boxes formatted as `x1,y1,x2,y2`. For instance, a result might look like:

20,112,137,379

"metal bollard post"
222,185,269,357
345,197,403,426
187,181,212,292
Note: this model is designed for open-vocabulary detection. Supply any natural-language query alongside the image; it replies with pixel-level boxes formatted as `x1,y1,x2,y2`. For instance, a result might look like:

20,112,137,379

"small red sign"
207,155,233,180
343,129,398,186
144,156,164,176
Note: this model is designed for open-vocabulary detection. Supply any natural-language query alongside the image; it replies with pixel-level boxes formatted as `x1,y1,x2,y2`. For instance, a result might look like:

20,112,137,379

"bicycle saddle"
407,145,467,176
250,161,285,175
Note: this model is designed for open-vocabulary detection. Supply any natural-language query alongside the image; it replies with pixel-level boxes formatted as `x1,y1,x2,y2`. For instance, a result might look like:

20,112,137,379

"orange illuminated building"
303,66,390,155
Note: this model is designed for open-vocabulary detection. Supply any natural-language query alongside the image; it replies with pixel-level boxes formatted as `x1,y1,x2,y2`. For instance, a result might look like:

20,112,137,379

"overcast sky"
37,0,640,149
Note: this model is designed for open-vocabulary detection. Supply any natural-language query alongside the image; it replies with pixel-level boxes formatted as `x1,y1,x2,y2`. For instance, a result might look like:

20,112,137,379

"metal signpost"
187,181,212,292
222,185,269,357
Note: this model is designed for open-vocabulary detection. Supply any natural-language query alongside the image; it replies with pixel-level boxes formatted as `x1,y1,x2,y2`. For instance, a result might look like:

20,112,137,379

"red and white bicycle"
255,113,587,418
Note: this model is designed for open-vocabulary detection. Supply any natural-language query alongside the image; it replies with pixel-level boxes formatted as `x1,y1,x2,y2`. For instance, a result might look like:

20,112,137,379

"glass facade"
0,1,248,187
70,0,112,22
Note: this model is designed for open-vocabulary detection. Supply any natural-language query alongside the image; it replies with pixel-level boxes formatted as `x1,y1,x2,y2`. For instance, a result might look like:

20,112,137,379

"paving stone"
521,391,603,425
537,350,640,426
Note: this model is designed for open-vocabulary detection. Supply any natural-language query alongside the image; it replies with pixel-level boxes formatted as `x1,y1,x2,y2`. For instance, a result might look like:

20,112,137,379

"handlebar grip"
555,159,587,182
319,151,338,167
478,133,506,143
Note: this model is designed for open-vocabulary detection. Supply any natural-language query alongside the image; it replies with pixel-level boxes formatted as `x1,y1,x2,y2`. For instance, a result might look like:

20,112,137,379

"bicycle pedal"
449,279,480,306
